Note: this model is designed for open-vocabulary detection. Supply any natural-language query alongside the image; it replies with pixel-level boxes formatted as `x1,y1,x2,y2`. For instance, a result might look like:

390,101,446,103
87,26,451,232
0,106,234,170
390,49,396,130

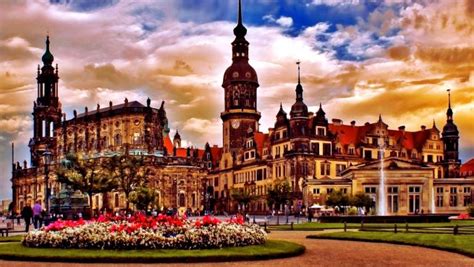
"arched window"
114,193,119,207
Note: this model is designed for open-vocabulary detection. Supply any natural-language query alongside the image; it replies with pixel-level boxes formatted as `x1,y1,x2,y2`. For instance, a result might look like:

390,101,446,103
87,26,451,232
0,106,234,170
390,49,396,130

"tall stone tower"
29,36,62,166
442,89,461,177
221,0,260,157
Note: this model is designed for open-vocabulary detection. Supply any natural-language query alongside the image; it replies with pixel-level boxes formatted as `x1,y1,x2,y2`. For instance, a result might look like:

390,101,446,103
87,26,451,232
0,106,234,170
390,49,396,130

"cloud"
262,15,293,28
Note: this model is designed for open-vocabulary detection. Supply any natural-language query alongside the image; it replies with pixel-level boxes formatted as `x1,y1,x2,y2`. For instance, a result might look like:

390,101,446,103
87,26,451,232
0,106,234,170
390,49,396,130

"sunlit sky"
1,0,473,199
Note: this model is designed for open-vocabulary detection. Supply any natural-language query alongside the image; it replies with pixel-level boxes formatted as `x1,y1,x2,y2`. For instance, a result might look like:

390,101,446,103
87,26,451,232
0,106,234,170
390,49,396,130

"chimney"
350,120,356,126
398,125,405,131
421,125,426,130
332,118,343,125
73,110,77,119
109,101,113,110
85,106,88,115
23,160,27,169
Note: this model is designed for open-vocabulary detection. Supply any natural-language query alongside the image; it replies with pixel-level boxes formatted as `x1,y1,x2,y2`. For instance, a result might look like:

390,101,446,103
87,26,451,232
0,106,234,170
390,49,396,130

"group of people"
20,200,47,232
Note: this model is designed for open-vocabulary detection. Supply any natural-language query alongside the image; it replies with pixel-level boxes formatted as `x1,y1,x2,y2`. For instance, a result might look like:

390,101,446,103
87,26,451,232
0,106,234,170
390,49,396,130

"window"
463,187,472,206
341,188,347,194
449,187,457,207
312,143,320,155
316,127,325,136
327,188,333,194
313,188,320,194
214,177,219,187
427,155,433,163
179,193,185,207
323,143,331,156
364,150,372,160
388,187,399,213
114,193,119,207
348,147,355,155
335,146,342,154
320,162,330,176
336,164,346,176
408,186,421,213
365,187,376,194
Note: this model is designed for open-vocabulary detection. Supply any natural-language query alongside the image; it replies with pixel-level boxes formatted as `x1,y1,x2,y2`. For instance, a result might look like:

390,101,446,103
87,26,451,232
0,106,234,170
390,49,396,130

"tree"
56,153,118,216
266,181,293,224
231,188,258,213
109,154,151,211
129,186,158,211
350,192,375,211
325,190,350,214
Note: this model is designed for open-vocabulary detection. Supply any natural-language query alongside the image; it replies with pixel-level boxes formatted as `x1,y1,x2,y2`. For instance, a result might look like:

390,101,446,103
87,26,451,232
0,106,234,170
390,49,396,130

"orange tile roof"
461,158,474,174
210,146,223,166
254,132,269,156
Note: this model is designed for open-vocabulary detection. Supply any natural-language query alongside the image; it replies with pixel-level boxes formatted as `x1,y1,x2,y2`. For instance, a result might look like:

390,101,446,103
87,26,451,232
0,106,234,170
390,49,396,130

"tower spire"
233,0,247,38
446,89,453,121
238,0,242,26
41,35,54,66
295,61,303,101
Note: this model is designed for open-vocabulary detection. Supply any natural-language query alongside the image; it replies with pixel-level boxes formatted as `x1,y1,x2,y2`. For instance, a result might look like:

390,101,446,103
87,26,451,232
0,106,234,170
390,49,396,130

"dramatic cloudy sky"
0,0,473,199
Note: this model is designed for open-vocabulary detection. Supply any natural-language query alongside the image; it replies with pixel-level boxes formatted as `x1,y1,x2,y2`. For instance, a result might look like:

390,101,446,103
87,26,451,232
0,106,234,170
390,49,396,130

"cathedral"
11,0,474,216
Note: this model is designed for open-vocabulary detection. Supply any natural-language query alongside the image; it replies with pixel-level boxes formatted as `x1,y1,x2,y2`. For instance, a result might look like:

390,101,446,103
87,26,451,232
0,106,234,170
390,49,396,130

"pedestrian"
21,203,33,232
33,200,42,229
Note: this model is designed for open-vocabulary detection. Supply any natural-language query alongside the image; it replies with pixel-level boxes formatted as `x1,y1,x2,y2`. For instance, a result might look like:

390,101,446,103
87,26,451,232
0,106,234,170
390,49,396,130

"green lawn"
270,221,474,231
0,235,24,243
0,240,305,263
308,231,474,257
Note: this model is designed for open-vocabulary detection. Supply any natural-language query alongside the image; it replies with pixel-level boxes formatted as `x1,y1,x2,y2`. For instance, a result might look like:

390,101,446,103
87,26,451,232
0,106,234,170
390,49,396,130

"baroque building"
11,0,474,216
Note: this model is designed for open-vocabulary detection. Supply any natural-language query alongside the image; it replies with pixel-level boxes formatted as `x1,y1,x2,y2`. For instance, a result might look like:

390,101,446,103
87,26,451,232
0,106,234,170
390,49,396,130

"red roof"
254,132,269,156
329,123,432,152
163,135,173,154
210,145,223,166
461,158,474,176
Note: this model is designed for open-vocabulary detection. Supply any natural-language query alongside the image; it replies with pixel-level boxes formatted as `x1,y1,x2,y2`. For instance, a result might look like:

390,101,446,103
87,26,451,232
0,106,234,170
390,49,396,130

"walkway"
1,231,473,267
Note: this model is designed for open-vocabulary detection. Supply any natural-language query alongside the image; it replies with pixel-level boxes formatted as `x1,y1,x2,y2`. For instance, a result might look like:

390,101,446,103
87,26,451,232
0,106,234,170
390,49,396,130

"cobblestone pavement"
0,230,473,267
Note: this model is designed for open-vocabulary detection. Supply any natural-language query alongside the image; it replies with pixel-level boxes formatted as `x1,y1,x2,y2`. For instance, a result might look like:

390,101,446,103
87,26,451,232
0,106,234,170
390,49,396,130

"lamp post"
43,150,52,214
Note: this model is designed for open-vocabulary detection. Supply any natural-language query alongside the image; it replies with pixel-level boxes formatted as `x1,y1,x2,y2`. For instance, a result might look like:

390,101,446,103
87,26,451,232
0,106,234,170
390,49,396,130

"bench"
0,222,14,237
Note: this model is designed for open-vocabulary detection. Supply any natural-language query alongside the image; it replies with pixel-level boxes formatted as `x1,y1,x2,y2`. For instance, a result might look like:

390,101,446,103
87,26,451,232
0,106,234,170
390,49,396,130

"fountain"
378,139,386,216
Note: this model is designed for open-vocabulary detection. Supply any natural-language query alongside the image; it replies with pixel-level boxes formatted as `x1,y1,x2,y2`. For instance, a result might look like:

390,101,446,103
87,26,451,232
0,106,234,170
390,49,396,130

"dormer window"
316,126,325,136
246,140,253,148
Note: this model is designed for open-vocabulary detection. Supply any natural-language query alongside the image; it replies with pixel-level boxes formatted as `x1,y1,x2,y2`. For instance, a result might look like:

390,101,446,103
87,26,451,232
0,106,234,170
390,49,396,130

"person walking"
33,200,42,229
21,203,33,232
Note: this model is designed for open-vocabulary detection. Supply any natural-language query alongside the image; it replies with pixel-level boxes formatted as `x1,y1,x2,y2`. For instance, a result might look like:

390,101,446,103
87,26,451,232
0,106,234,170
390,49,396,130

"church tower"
29,36,62,166
442,89,461,177
221,0,260,156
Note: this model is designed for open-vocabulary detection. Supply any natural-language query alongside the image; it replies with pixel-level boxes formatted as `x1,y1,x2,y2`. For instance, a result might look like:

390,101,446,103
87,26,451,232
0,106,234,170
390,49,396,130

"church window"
114,193,119,207
179,193,185,207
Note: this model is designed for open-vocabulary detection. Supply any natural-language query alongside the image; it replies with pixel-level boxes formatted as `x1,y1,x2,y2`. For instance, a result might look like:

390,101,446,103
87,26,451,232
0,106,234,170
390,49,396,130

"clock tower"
221,0,260,157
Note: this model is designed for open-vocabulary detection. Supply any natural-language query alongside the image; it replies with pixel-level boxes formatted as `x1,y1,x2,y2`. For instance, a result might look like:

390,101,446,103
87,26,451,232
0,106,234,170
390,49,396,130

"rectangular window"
463,195,471,206
214,177,219,187
427,155,433,163
323,143,331,156
436,195,444,207
348,147,355,155
364,150,372,160
257,169,263,181
336,164,346,176
313,188,320,194
436,187,443,193
320,162,330,176
327,188,333,194
312,143,320,155
365,187,376,194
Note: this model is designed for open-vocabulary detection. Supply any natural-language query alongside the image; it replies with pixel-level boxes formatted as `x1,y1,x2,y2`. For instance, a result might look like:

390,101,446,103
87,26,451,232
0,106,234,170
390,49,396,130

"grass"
0,240,305,263
0,235,24,243
270,220,474,231
308,231,474,257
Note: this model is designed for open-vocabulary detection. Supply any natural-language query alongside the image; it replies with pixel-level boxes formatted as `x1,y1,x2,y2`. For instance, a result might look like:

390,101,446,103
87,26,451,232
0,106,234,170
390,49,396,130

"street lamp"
43,150,52,214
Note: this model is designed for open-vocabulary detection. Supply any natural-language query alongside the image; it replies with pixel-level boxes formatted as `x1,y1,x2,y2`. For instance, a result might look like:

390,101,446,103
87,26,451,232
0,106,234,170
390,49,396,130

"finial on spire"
233,0,247,37
42,35,54,65
433,119,436,128
378,114,383,122
296,60,301,84
447,88,451,109
238,0,242,26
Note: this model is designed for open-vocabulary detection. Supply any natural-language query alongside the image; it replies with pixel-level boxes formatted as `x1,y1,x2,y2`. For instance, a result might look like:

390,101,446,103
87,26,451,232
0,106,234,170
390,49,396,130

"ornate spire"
277,103,286,117
41,35,54,66
446,89,453,120
295,61,303,101
233,0,247,38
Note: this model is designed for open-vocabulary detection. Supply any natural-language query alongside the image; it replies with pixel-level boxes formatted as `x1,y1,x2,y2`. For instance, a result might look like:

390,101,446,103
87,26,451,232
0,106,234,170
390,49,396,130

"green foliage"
129,187,158,211
231,188,258,211
325,190,350,208
56,153,118,212
467,205,474,217
350,192,375,210
108,154,152,210
266,181,293,210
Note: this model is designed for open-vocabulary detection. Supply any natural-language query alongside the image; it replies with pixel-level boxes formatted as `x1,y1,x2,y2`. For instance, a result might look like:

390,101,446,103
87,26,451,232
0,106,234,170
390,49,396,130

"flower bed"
22,214,267,250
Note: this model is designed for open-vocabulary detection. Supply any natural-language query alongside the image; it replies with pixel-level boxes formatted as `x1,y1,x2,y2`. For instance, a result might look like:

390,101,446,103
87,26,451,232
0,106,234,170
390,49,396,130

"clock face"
231,120,240,129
